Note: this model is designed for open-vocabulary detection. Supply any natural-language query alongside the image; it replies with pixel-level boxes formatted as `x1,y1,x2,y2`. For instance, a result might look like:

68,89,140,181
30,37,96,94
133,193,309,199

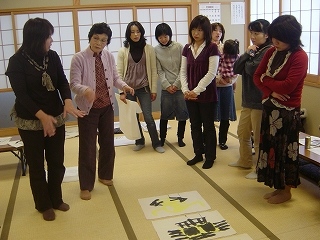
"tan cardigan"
117,44,158,94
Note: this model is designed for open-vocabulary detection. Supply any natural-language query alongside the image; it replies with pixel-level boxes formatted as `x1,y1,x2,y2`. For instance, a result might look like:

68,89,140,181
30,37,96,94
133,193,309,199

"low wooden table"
299,132,320,167
0,135,27,176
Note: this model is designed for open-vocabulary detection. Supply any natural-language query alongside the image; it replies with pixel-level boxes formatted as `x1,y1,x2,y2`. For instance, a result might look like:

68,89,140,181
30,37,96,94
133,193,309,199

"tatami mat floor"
1,117,320,240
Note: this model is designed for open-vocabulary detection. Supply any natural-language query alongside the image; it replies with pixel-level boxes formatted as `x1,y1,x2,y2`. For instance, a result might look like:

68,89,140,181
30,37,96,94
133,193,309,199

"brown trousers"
77,105,115,191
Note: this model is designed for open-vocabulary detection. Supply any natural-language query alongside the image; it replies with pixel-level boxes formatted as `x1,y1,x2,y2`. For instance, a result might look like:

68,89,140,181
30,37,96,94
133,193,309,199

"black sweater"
6,49,71,120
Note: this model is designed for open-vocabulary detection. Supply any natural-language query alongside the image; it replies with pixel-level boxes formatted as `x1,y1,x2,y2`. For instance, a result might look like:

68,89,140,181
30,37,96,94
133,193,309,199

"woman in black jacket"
228,19,272,179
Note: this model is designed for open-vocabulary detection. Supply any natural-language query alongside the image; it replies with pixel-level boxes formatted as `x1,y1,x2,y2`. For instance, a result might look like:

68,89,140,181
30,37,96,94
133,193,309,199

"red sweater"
253,46,308,108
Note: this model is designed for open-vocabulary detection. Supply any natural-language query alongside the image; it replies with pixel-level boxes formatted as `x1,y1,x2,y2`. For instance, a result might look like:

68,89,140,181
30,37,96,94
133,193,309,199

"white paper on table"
115,93,142,140
0,137,11,146
114,122,120,129
309,147,320,155
299,136,320,147
8,140,24,148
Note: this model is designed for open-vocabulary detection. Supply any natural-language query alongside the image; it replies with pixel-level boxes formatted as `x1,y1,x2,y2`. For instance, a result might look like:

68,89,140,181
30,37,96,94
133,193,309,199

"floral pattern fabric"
257,98,301,189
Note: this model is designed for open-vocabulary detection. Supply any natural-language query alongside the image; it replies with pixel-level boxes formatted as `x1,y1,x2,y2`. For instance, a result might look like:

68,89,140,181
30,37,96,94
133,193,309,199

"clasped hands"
216,76,232,85
184,90,198,100
166,85,177,94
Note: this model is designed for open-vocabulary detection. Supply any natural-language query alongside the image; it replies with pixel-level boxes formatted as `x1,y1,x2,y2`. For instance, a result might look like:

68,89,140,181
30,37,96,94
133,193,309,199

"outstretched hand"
63,99,86,118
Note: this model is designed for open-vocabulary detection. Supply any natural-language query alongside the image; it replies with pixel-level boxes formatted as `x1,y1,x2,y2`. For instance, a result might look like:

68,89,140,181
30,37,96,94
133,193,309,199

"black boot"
187,155,203,165
159,119,168,146
178,138,186,147
219,143,228,150
202,159,214,169
218,120,230,150
177,120,186,147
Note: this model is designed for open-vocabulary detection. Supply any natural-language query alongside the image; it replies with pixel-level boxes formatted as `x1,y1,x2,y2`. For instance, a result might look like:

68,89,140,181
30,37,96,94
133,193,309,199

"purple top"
182,42,219,103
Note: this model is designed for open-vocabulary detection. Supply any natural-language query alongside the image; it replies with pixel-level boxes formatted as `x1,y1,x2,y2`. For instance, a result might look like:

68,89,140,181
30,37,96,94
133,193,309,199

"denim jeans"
160,90,188,121
126,86,161,148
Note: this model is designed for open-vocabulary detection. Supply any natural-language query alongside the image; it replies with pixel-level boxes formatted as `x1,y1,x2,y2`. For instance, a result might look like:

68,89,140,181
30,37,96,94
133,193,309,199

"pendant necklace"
22,50,55,91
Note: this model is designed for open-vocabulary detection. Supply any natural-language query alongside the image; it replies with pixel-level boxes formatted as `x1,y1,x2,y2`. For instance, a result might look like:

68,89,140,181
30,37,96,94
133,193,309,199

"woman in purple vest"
180,15,220,169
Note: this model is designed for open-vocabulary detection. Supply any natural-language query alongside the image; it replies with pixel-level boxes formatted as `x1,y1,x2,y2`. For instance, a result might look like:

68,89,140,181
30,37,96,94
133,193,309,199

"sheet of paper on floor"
141,119,171,132
152,210,237,240
138,190,210,219
63,166,79,182
114,136,135,146
44,166,79,183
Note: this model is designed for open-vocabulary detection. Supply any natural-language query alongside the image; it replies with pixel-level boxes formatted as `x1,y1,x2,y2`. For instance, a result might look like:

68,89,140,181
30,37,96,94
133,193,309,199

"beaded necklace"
22,50,55,91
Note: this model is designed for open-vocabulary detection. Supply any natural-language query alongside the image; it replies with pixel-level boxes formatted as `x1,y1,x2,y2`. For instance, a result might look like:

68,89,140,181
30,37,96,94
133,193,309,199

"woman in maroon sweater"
253,15,308,204
180,15,219,169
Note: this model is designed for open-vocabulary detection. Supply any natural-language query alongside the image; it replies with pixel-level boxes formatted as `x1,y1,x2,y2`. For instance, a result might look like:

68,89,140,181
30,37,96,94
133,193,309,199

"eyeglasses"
92,36,108,44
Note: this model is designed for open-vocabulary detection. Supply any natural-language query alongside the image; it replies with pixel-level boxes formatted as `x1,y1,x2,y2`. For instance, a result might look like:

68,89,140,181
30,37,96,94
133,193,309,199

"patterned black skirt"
257,98,301,189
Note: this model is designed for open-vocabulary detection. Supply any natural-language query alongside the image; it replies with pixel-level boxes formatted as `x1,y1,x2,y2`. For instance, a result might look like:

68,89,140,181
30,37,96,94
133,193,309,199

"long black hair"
20,18,54,56
123,21,146,48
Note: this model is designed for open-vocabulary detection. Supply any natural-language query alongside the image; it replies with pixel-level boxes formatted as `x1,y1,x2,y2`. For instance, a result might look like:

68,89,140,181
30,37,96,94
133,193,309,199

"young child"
215,39,239,150
217,39,240,85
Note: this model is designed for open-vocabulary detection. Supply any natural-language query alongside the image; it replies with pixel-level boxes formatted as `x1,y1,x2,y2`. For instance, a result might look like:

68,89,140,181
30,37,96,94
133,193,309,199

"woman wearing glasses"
70,23,133,201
